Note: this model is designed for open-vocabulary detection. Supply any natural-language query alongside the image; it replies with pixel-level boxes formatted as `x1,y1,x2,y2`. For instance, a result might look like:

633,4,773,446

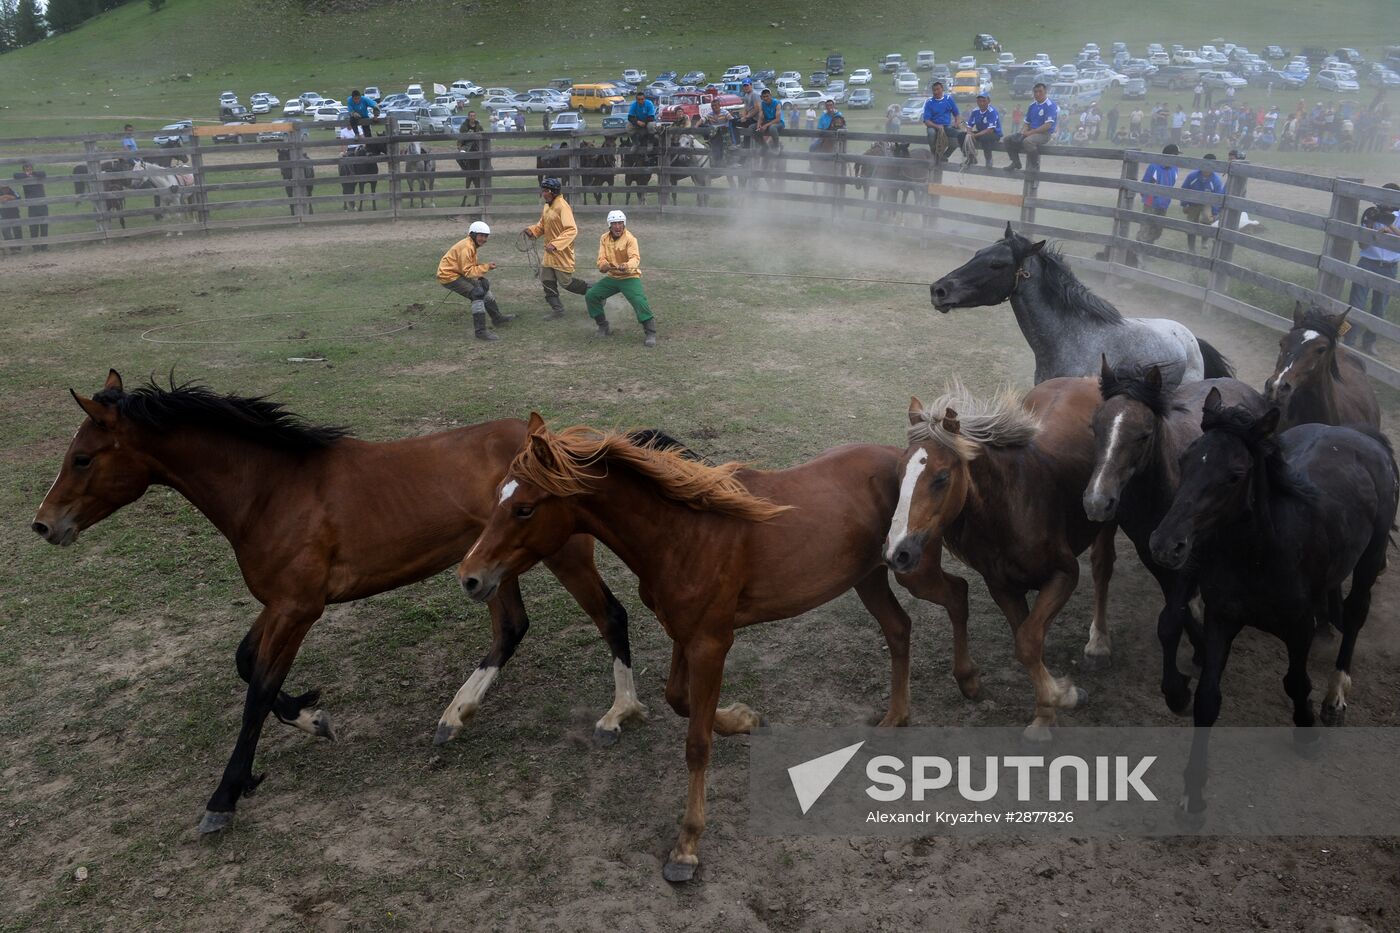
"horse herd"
29,226,1397,883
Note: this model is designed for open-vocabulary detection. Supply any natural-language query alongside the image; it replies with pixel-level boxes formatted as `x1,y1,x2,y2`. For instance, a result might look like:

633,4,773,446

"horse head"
1085,358,1169,522
929,223,1046,312
1265,304,1348,405
884,395,978,573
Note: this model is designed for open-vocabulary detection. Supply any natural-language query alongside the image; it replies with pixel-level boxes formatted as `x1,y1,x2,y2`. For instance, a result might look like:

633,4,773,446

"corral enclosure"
3,208,1400,929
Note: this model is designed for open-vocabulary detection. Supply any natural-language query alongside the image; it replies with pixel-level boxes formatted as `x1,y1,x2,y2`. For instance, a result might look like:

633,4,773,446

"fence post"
568,143,581,206
387,119,402,220
925,152,942,245
187,135,210,233
1019,148,1039,227
1316,179,1361,303
289,132,307,222
480,136,494,217
82,138,108,241
833,133,845,220
657,131,670,216
1108,152,1138,271
1208,169,1248,301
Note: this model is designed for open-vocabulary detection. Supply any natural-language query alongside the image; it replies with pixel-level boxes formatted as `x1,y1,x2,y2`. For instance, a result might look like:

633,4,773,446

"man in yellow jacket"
586,210,656,347
437,220,513,342
523,177,590,319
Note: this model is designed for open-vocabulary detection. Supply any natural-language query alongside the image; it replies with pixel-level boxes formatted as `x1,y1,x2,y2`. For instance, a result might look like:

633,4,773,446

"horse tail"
1198,338,1235,379
626,429,709,464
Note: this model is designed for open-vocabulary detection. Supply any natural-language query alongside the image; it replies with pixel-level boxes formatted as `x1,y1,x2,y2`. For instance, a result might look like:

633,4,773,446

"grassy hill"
0,0,1397,138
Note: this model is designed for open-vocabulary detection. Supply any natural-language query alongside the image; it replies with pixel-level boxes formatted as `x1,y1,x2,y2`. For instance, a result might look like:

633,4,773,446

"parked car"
362,87,380,101
894,71,920,94
957,55,977,70
1149,65,1205,90
549,112,586,132
220,103,254,123
313,105,343,124
881,53,905,73
915,50,937,71
513,92,567,113
825,52,844,74
722,64,752,81
257,126,304,143
152,121,193,147
680,70,706,85
753,69,777,83
249,96,271,115
929,64,953,86
790,88,833,106
1201,70,1247,89
1335,48,1363,65
1121,77,1147,99
1316,70,1360,92
1057,64,1078,81
622,68,647,84
973,34,997,51
1369,68,1400,88
997,52,1016,67
825,80,847,102
809,71,829,87
212,123,250,144
254,92,280,107
1264,45,1288,60
283,101,305,116
849,68,873,86
219,91,238,104
774,78,803,98
1253,69,1305,89
847,87,874,108
492,109,522,131
1010,73,1041,98
450,80,482,98
900,97,924,121
405,83,425,101
1148,51,1171,66
601,102,630,130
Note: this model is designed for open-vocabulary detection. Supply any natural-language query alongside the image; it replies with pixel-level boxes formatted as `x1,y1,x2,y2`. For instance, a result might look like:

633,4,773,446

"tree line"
0,0,166,53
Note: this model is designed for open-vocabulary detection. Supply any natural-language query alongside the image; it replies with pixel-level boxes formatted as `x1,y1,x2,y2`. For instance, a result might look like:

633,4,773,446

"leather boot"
592,314,611,338
543,286,566,319
485,298,514,324
473,312,499,341
642,318,657,348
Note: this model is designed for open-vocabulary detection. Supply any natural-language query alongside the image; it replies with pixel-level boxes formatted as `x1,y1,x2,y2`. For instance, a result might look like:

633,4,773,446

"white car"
249,96,271,114
481,95,517,112
997,52,1016,66
313,105,343,123
421,105,453,131
894,71,920,93
790,89,833,106
482,87,518,101
775,78,803,98
825,80,847,102
550,112,587,131
451,80,482,97
956,55,976,70
1316,70,1360,92
406,83,425,101
1149,51,1170,66
255,91,280,106
848,68,873,85
723,65,752,80
219,91,238,103
622,68,647,84
900,97,924,121
778,71,804,84
282,101,304,116
1201,70,1247,89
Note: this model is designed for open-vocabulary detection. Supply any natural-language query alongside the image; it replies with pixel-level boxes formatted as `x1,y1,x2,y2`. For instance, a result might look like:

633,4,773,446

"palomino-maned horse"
1149,393,1397,813
1264,304,1380,431
457,416,928,883
931,224,1235,385
883,378,1116,738
31,373,643,836
1083,360,1264,710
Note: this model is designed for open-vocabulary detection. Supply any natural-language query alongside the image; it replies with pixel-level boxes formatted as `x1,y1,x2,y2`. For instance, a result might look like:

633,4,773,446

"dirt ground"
2,219,1400,932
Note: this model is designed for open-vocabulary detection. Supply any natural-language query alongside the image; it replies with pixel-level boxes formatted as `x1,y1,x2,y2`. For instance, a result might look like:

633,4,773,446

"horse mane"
1200,403,1316,500
511,426,790,521
95,377,352,452
1030,245,1125,325
1295,305,1345,343
908,381,1040,461
1099,365,1174,419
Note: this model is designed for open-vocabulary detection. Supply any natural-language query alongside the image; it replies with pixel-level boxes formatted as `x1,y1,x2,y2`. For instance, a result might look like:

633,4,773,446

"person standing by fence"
1180,153,1224,252
14,161,48,252
437,221,514,342
0,181,21,253
964,94,1002,167
586,210,657,347
1003,82,1057,173
122,124,139,154
1346,183,1400,354
524,177,591,320
1135,144,1179,250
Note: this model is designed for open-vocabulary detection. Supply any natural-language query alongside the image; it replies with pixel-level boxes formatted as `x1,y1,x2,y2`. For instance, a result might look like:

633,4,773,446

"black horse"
620,132,656,205
277,149,315,217
456,132,490,208
536,141,572,188
337,138,387,211
72,158,135,229
1149,392,1398,814
578,138,617,205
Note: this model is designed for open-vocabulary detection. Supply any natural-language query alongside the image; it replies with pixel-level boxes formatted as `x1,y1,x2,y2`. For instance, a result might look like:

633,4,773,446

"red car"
658,91,743,123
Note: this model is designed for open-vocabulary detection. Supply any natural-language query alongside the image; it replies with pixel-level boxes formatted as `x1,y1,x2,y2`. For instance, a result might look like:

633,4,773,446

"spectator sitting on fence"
964,94,1002,168
1180,154,1224,253
345,90,380,133
627,90,657,134
1345,183,1400,354
756,88,784,150
1003,82,1057,173
922,80,964,164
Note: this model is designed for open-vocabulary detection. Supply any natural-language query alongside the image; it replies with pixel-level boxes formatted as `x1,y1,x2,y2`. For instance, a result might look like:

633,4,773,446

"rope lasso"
516,230,542,280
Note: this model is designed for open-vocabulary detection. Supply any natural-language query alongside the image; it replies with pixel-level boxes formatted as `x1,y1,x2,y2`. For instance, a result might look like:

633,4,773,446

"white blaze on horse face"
498,479,519,505
1089,412,1127,501
885,448,929,560
1301,329,1322,344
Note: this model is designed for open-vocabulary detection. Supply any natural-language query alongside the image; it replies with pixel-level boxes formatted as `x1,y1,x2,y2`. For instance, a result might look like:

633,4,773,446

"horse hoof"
312,711,337,742
1019,726,1053,752
433,721,459,746
1079,651,1111,673
196,809,234,835
1320,703,1346,727
1173,801,1206,831
1072,687,1089,708
593,725,622,747
662,859,698,884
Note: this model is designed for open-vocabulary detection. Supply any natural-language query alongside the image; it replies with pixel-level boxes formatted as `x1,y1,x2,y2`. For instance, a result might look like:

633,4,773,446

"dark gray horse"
337,139,387,211
277,149,314,217
930,224,1234,385
72,158,135,229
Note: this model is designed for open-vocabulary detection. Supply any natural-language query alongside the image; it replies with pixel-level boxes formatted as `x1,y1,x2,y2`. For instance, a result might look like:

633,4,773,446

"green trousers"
585,276,653,322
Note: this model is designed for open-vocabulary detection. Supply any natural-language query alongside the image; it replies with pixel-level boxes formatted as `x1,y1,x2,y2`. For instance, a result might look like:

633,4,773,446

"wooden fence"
3,123,1399,386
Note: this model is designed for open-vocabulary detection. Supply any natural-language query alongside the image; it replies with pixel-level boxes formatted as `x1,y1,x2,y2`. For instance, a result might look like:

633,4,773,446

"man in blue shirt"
1347,182,1400,353
121,124,139,153
627,91,657,133
964,94,1002,168
1136,143,1179,248
816,98,844,131
756,88,783,149
921,81,963,164
345,90,380,136
1002,82,1058,172
1180,153,1225,252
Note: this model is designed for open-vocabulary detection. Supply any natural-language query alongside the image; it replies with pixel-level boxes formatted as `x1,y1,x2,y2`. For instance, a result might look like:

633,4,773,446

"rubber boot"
473,312,499,341
485,297,514,325
592,314,612,338
642,318,657,348
543,286,566,320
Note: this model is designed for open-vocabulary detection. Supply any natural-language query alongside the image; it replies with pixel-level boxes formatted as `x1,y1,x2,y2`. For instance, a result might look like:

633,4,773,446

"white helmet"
468,221,491,235
607,210,627,225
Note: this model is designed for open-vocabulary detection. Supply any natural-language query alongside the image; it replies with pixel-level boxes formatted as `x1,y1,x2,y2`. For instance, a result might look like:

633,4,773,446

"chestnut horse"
1264,304,1380,431
30,372,640,835
457,415,928,883
883,378,1115,739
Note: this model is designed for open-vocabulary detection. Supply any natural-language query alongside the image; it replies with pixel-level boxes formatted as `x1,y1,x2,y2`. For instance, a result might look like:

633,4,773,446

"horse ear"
942,408,962,434
526,412,547,436
1252,407,1281,440
907,395,925,427
70,389,116,428
1100,354,1113,381
1003,221,1014,239
104,369,123,393
1145,365,1162,391
1202,386,1223,412
1292,301,1306,327
1028,240,1047,255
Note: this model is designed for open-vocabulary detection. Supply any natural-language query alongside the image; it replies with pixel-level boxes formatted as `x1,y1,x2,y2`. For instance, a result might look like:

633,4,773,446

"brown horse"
883,378,1115,739
457,416,927,883
30,372,640,835
1264,304,1380,430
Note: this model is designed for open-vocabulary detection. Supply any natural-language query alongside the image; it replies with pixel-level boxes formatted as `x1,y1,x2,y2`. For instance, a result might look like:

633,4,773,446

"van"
951,69,982,100
825,52,845,74
1047,81,1099,109
916,50,937,71
723,64,752,80
570,83,626,112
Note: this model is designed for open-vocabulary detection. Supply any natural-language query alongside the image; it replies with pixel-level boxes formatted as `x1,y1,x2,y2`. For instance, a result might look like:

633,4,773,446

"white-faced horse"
133,158,198,233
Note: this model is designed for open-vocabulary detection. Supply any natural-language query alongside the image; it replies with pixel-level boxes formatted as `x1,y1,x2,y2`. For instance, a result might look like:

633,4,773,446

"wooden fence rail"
3,121,1399,386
